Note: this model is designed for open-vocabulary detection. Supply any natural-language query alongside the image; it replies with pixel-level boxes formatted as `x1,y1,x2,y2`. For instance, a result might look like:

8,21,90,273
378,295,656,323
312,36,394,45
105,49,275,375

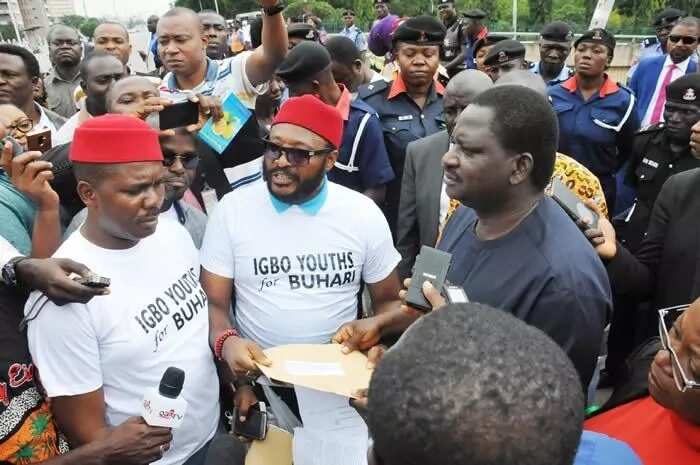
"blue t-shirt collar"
269,177,328,215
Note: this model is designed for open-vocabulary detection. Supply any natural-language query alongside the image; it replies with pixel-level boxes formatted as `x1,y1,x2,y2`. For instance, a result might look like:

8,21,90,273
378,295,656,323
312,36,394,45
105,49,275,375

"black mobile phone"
159,101,200,130
26,128,52,153
232,403,267,440
406,246,453,313
550,178,599,229
74,275,111,289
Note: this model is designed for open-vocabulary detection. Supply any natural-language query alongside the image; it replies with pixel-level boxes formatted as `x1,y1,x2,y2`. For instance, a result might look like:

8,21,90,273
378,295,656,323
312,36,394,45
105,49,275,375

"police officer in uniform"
618,73,700,253
358,15,446,236
462,9,489,70
472,34,507,72
548,28,640,213
437,0,466,78
276,41,395,205
287,21,320,49
628,8,686,79
482,39,528,82
530,21,574,86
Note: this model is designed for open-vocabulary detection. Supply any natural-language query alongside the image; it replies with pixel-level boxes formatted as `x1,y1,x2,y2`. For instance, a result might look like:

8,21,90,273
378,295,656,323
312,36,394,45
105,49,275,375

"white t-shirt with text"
26,220,219,465
200,181,400,349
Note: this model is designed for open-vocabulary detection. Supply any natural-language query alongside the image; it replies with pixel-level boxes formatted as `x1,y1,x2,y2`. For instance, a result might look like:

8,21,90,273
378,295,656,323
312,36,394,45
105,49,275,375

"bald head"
106,76,159,114
160,7,202,30
444,70,493,136
495,70,547,97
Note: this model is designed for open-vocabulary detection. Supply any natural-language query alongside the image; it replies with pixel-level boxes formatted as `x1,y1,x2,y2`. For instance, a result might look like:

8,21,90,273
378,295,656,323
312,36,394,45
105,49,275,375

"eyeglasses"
8,117,33,135
50,39,81,47
668,35,698,45
658,304,700,392
261,138,334,167
162,152,199,169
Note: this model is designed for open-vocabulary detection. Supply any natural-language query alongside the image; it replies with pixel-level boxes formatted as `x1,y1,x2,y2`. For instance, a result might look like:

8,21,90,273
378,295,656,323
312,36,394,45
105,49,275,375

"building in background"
0,0,25,40
46,0,74,22
18,0,48,49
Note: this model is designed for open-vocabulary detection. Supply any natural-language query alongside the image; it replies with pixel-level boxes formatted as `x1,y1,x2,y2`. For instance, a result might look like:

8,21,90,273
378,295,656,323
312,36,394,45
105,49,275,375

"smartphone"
550,178,599,229
232,402,267,440
1,137,24,157
26,128,51,153
74,275,111,289
159,101,199,130
406,246,453,313
444,284,469,304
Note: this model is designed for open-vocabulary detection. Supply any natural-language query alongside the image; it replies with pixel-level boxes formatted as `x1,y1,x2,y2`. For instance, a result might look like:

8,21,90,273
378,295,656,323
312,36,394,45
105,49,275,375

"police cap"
574,28,616,56
653,8,684,27
392,15,446,46
374,0,390,5
540,21,573,42
483,39,525,67
287,22,316,40
436,0,454,5
473,35,508,58
666,73,700,105
463,8,487,19
276,41,330,83
342,9,355,16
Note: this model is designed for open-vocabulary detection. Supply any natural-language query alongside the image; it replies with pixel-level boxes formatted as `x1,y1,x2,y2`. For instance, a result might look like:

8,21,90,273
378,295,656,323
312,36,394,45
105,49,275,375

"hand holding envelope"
255,343,374,399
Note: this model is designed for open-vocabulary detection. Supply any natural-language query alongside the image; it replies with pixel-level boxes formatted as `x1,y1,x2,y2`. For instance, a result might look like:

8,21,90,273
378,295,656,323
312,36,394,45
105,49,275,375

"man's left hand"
181,94,223,134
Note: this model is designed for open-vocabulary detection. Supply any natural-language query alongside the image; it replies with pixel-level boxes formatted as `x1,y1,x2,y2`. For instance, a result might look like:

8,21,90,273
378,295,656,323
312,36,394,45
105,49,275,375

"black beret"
666,73,700,105
392,15,446,46
342,9,355,15
276,40,330,83
574,28,616,55
483,39,525,67
540,21,573,42
463,8,487,19
287,22,317,40
473,34,508,58
653,8,685,27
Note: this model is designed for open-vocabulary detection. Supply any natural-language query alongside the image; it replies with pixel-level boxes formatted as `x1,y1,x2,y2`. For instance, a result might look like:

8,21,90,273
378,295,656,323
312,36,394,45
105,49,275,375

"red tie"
650,63,677,124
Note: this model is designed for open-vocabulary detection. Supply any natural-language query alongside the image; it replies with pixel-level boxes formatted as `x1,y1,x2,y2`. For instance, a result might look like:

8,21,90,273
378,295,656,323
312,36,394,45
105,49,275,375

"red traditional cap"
70,114,163,164
272,95,343,148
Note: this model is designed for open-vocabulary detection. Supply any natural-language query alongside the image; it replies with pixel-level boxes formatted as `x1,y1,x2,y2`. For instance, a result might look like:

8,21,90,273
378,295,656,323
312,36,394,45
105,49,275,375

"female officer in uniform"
548,28,639,213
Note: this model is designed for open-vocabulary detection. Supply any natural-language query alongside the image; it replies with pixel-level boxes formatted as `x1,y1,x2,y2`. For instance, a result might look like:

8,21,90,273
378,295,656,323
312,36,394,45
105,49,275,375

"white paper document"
292,386,368,465
284,361,344,376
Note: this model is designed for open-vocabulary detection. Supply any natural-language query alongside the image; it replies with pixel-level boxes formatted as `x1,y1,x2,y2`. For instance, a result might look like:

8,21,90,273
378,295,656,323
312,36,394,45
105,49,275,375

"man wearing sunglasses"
586,298,700,464
629,8,686,79
630,16,698,127
201,95,405,421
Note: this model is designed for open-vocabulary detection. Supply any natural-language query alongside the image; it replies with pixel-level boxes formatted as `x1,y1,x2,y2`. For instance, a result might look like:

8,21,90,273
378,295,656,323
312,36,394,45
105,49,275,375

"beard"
262,161,327,205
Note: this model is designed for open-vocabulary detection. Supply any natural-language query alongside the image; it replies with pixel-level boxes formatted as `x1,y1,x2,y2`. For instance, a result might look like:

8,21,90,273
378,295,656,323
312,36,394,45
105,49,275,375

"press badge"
398,115,414,121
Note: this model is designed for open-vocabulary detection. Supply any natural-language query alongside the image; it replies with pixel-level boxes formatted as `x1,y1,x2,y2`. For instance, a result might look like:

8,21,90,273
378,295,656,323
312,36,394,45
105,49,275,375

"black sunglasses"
162,152,199,169
668,35,698,45
261,138,334,167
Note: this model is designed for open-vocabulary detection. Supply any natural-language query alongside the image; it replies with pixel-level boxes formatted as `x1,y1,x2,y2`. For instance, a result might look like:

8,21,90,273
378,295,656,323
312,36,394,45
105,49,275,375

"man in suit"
630,17,698,127
396,70,492,278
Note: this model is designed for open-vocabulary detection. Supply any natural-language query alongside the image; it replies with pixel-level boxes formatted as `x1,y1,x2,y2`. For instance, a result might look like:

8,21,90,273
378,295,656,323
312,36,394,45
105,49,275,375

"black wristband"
262,1,285,16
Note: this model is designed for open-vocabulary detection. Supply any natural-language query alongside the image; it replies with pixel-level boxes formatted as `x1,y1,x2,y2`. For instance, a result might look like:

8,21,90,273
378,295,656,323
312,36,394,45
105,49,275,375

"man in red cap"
24,114,220,465
201,95,408,420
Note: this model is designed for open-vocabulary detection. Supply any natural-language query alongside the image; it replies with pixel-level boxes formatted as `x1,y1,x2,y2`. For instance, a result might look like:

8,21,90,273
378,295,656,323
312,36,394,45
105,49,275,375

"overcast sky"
75,0,174,20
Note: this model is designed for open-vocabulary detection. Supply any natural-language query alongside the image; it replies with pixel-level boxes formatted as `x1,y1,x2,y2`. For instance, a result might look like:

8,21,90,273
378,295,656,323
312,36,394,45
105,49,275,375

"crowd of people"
0,1,700,464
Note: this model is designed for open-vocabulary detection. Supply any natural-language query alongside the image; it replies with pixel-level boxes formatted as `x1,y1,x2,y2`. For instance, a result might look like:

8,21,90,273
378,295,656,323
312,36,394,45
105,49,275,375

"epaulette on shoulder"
357,79,389,100
636,122,665,134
